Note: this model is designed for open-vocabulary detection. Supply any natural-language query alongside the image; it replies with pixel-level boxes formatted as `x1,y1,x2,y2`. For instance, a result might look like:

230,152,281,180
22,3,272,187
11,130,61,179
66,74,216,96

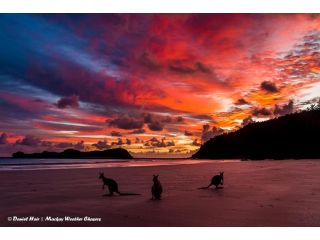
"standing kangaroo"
151,175,163,200
206,172,224,189
99,172,120,196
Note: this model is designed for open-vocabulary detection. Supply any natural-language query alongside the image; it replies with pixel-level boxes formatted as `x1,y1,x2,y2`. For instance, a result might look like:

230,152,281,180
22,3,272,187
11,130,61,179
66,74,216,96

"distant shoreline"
1,157,319,160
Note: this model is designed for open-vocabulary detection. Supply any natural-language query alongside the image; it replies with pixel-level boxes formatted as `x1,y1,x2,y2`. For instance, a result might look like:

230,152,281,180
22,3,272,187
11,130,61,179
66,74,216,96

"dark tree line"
192,109,320,160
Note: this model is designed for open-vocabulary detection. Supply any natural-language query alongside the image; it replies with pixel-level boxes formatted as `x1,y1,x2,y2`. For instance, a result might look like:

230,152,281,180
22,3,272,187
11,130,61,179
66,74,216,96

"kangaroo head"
153,174,159,182
99,172,104,179
219,172,224,179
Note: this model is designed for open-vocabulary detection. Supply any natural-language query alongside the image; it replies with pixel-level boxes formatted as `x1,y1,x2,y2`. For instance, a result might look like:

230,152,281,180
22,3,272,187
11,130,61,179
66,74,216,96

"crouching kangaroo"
151,175,163,200
99,172,141,196
99,172,120,196
199,172,224,189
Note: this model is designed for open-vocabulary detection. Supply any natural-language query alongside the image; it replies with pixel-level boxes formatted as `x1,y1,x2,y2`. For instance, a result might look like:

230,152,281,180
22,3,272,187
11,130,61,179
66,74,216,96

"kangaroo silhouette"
151,175,163,200
99,172,120,196
99,172,141,196
199,172,224,189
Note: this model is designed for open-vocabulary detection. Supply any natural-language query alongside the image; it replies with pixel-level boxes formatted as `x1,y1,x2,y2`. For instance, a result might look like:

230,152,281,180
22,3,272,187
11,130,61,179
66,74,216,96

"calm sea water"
0,158,239,171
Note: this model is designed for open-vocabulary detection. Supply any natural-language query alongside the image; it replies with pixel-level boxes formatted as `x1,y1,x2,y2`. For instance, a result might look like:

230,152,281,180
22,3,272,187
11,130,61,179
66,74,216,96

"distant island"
12,148,133,159
192,109,320,160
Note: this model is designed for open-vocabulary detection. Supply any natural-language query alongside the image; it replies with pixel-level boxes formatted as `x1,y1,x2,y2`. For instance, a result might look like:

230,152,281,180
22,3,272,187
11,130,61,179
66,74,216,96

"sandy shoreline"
1,160,320,226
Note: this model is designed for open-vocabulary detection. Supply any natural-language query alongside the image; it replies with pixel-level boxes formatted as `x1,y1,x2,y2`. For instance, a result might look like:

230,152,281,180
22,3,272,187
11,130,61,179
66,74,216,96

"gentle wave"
0,158,239,171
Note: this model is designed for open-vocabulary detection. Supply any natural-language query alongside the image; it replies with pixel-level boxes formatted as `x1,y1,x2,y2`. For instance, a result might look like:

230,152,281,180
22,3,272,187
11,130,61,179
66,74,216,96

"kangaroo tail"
119,192,141,196
198,183,212,189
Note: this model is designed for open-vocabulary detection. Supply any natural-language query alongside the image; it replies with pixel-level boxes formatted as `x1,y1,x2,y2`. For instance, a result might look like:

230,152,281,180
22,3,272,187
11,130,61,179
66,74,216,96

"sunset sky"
0,14,320,157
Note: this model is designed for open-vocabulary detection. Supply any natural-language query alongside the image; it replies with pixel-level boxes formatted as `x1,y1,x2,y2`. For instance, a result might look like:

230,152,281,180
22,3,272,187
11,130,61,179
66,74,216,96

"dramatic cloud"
16,135,42,146
56,142,74,148
110,138,132,146
108,116,144,130
1,14,320,156
144,137,175,147
129,129,146,134
92,140,110,150
260,81,279,93
147,121,164,131
56,95,79,109
274,100,294,117
201,125,224,143
234,98,250,105
191,114,213,121
169,61,213,75
192,139,201,146
242,116,254,127
176,116,184,122
0,133,8,144
74,140,85,150
252,107,272,117
53,141,85,150
184,130,193,136
111,131,122,137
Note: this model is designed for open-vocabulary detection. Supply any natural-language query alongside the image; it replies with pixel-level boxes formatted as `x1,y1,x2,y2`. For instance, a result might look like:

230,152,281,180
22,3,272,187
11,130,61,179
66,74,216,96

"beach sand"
1,160,320,226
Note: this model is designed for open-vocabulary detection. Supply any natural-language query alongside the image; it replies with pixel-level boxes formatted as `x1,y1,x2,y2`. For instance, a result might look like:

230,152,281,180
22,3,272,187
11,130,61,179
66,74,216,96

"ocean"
0,158,237,171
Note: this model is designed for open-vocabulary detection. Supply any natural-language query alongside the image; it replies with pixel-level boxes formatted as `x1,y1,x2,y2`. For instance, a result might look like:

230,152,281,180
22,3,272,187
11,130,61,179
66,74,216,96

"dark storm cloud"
126,138,131,145
252,107,272,117
201,125,224,143
74,140,85,150
0,133,8,144
274,100,294,117
111,131,122,137
108,116,144,130
169,60,213,75
234,98,250,105
162,116,173,123
176,116,184,122
56,95,79,109
92,140,110,150
129,129,146,134
143,113,183,129
109,112,182,132
16,135,42,146
260,81,279,93
56,142,74,148
144,137,175,148
112,138,124,146
56,140,85,150
142,113,153,123
147,121,164,131
241,116,254,127
184,130,193,136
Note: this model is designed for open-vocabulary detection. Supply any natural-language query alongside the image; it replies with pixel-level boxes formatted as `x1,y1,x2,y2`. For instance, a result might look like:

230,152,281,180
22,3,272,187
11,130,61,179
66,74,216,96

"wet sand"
1,160,320,226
